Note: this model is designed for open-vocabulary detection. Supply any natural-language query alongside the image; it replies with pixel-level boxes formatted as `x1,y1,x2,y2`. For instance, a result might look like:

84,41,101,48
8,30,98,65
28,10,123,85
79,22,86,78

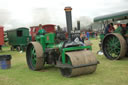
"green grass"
0,39,128,85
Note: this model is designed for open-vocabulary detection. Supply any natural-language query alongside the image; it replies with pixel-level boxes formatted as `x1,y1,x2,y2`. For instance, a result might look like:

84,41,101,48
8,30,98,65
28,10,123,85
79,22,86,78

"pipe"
77,21,80,30
64,7,72,40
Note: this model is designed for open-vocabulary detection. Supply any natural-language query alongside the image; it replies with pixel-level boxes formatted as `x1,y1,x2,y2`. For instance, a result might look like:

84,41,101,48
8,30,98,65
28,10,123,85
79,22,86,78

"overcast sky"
0,0,128,30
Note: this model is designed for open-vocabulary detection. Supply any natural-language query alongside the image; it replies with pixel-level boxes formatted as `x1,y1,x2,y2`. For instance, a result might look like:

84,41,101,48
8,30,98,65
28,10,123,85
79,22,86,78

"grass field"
0,39,128,85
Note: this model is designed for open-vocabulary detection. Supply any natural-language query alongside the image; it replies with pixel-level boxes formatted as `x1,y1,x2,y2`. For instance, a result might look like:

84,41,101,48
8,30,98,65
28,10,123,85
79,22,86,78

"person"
80,32,85,43
108,23,115,33
126,23,128,30
121,24,126,35
39,24,42,30
104,24,110,34
104,23,115,35
95,32,98,39
86,32,90,40
56,25,62,32
123,23,128,37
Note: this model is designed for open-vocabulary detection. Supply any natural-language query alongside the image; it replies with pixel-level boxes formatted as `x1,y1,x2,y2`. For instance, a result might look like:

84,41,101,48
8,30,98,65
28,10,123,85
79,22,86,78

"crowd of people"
104,23,128,36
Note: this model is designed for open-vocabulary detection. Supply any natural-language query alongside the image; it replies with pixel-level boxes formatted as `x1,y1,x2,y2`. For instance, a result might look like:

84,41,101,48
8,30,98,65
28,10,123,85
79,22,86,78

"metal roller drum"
60,50,98,77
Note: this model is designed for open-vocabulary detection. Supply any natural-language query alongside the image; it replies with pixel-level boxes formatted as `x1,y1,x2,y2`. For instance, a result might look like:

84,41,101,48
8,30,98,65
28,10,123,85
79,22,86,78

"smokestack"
64,6,72,40
77,21,80,30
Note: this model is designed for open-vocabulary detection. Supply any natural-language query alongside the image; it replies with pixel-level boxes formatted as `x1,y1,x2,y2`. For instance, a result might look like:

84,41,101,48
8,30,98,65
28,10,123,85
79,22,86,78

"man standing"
86,32,90,40
80,32,85,43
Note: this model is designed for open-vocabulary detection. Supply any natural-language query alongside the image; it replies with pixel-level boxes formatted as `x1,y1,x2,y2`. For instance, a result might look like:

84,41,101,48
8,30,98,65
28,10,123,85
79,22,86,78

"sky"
0,0,128,30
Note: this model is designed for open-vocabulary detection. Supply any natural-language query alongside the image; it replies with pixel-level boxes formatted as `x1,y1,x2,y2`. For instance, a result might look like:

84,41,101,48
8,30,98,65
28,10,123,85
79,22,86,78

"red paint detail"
30,24,55,41
0,26,4,45
47,36,49,41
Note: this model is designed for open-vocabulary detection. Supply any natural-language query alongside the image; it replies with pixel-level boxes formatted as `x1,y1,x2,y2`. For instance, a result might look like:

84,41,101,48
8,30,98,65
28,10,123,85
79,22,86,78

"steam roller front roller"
26,42,44,70
60,50,98,77
102,33,127,60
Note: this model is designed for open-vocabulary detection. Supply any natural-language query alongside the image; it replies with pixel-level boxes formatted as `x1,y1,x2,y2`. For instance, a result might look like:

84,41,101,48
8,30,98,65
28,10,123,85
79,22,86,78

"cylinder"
0,55,12,69
60,50,98,77
64,7,72,40
77,21,80,30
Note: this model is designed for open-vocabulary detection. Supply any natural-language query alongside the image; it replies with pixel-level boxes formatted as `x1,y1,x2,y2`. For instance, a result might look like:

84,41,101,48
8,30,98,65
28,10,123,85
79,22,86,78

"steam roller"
26,7,99,77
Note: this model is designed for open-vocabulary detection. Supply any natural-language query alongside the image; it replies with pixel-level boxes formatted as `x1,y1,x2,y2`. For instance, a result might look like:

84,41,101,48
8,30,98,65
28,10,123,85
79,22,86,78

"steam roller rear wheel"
60,50,98,77
26,42,44,70
102,33,127,60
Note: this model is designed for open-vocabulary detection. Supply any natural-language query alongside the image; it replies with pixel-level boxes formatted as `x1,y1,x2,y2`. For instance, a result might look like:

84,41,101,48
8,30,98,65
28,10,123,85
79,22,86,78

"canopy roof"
7,27,29,32
94,10,128,22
